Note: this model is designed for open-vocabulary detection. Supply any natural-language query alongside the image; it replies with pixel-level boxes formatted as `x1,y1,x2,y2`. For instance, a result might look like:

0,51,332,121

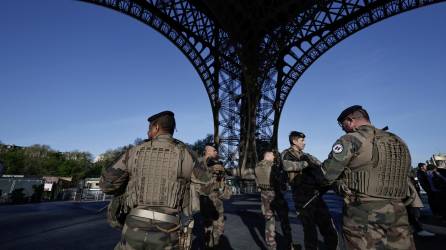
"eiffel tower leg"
239,69,261,178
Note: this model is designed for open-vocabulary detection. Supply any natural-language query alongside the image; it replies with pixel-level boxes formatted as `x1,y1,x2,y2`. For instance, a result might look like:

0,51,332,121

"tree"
1,148,26,174
189,134,214,155
92,146,129,177
134,138,145,146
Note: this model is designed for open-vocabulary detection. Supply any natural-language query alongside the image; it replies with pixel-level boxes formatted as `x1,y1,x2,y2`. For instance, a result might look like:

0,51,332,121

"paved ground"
0,192,445,249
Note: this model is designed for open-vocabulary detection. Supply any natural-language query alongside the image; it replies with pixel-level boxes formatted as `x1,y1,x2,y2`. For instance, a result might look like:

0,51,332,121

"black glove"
302,153,321,167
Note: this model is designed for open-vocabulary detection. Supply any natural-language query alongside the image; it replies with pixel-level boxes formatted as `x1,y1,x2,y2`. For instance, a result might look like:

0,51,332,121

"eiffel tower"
81,0,445,176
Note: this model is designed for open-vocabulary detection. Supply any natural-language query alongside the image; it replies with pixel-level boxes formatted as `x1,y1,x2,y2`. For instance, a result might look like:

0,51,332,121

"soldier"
202,159,232,249
406,168,435,237
0,160,4,176
321,105,415,249
281,131,313,211
281,132,338,250
99,111,210,250
281,131,311,192
255,148,294,250
192,143,219,248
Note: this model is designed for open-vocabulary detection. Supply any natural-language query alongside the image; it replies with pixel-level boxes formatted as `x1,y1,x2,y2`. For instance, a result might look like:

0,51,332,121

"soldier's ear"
153,124,160,133
291,138,298,145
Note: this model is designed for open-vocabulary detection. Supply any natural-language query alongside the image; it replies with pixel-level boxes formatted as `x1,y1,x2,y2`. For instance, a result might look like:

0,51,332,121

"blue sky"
1,1,445,165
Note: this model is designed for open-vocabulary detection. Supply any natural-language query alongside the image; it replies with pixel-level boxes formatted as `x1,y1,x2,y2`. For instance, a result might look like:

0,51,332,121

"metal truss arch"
80,0,222,110
278,0,446,112
80,0,446,175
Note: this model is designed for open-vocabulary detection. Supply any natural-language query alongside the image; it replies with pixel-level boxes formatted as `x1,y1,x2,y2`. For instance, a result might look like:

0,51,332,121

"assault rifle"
296,190,320,217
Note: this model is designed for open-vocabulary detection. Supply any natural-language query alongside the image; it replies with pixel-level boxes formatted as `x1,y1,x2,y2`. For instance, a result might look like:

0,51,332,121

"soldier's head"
289,131,305,151
147,111,176,139
261,147,275,161
418,162,427,172
337,105,371,133
204,143,218,160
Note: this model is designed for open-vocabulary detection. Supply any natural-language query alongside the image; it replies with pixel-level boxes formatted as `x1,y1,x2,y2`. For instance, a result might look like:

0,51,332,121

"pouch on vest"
107,194,129,229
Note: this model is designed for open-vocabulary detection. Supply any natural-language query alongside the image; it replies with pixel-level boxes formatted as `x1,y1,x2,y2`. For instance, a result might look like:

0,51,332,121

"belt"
129,208,179,224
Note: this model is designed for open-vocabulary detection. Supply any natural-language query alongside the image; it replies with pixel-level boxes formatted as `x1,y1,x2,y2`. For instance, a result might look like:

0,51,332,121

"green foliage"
93,146,130,175
133,138,145,146
0,138,175,180
0,144,95,181
1,149,26,174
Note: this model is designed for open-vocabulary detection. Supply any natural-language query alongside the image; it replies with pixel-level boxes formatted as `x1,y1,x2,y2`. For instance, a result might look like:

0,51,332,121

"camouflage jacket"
281,147,319,187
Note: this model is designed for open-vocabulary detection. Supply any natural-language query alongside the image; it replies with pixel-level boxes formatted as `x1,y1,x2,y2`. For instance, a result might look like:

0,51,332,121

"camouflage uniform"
199,160,232,249
282,149,337,250
261,190,278,250
322,124,415,250
100,134,210,250
281,147,309,204
256,160,293,250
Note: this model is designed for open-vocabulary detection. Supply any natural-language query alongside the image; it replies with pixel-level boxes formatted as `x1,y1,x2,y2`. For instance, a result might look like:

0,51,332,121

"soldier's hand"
300,154,310,162
302,153,321,167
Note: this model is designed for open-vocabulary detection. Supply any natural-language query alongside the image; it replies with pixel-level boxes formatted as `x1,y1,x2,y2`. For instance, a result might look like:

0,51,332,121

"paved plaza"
0,192,445,249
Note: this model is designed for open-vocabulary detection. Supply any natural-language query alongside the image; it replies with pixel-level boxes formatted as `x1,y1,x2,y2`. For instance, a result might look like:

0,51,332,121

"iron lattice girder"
189,0,318,45
81,0,445,170
279,0,444,111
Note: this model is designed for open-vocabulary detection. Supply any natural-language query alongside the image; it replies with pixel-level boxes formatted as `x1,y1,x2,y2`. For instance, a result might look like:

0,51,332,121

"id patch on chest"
332,144,344,154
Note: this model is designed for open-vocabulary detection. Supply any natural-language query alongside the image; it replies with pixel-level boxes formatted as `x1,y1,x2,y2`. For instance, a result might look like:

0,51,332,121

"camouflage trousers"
261,190,293,250
203,192,225,248
342,198,416,250
114,215,180,250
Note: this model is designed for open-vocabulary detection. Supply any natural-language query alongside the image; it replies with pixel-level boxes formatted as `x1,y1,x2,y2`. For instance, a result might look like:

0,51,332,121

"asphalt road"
0,201,119,250
0,192,445,250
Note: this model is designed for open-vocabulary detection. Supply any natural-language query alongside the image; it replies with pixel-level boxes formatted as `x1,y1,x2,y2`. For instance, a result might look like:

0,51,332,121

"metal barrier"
240,179,257,194
80,189,112,201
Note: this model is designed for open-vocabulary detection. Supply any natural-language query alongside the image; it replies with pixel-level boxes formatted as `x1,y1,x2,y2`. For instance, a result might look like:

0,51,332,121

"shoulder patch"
332,144,344,154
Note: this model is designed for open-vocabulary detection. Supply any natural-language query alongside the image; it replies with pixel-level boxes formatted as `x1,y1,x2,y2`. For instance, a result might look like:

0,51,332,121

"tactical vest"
281,148,302,184
255,160,273,189
343,127,411,199
127,137,191,209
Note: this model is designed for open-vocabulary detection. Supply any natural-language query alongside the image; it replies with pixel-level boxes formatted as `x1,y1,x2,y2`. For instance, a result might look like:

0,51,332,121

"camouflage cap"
260,144,274,154
147,110,174,122
337,105,366,123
